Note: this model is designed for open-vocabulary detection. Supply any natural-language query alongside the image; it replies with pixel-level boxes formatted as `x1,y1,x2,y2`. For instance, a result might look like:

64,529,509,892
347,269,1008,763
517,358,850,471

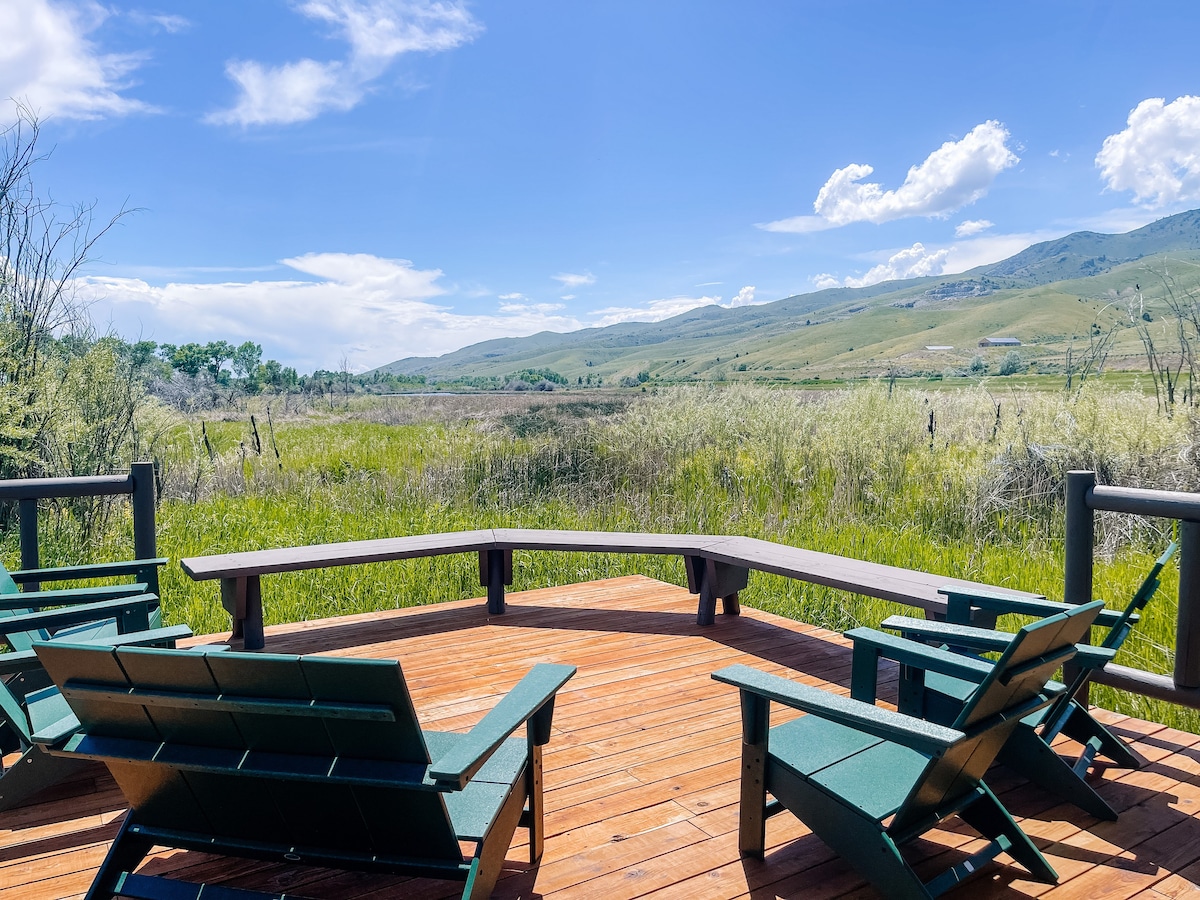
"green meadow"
36,382,1200,731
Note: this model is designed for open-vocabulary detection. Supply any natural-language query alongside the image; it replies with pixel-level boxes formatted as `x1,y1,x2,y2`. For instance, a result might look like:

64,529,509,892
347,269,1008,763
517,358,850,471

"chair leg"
998,724,1118,821
465,779,528,900
86,817,156,900
0,744,89,811
957,783,1058,885
526,744,544,865
1056,701,1146,770
738,740,767,857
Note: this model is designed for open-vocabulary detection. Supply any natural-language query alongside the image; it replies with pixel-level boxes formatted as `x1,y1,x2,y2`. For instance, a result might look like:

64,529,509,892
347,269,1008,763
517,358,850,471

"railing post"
130,461,159,595
1064,471,1095,606
18,498,38,592
1176,521,1200,688
1064,470,1096,703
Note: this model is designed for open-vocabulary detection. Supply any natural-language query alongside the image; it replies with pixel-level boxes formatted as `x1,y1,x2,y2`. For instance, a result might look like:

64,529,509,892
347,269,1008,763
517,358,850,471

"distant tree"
169,343,208,376
999,350,1023,376
204,340,235,379
969,355,986,374
232,341,263,378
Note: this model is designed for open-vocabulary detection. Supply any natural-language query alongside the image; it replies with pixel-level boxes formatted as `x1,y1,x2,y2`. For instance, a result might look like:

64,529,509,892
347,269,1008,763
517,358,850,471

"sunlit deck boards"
3,574,1200,899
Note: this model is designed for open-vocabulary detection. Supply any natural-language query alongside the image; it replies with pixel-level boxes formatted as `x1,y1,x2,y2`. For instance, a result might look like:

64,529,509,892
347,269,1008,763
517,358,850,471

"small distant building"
978,337,1021,348
925,345,954,351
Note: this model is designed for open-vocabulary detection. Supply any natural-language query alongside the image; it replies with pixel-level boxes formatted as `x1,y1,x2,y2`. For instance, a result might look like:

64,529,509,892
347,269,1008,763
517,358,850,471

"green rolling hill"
374,209,1200,384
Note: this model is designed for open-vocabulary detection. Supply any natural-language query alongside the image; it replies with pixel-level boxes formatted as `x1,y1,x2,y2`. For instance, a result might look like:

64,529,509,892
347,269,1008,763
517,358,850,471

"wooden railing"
0,461,159,593
1065,470,1200,709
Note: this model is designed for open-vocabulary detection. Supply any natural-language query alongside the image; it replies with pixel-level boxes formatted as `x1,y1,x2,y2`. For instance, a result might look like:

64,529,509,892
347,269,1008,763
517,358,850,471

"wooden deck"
4,575,1200,899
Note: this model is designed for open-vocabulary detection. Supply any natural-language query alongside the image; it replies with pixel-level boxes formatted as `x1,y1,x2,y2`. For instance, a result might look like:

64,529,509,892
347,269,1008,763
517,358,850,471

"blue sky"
5,1,1200,373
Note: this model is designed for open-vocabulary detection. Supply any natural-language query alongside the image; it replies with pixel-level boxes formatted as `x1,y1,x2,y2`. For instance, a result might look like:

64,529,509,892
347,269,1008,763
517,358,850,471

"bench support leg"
221,575,264,650
686,557,750,626
480,549,513,615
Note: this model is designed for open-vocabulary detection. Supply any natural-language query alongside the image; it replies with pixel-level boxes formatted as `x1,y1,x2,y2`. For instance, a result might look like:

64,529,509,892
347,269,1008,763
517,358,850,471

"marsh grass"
18,382,1200,730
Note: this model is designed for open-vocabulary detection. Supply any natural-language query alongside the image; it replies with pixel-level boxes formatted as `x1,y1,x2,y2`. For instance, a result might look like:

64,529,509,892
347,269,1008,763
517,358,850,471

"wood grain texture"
1,575,1197,899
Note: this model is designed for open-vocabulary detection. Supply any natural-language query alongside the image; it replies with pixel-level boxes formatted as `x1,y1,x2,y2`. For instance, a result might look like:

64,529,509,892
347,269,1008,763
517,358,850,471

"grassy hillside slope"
375,211,1200,383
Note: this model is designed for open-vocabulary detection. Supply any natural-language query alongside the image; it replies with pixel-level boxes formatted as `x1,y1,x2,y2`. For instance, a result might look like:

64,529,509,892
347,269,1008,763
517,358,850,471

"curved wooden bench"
182,529,1038,650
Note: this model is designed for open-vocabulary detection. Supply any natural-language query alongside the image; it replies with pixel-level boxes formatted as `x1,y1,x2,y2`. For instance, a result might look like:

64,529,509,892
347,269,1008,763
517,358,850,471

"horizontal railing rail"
1066,470,1200,709
0,462,159,594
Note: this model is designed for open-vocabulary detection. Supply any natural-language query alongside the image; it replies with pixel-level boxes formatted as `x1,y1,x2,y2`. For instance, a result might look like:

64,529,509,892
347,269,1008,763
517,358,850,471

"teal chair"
714,600,1103,900
34,643,575,900
879,541,1177,820
0,557,168,650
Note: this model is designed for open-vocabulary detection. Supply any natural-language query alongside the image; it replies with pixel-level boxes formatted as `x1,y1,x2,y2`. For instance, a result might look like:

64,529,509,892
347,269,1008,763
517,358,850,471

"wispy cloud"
126,10,191,33
207,0,482,127
551,271,596,289
1096,95,1200,207
593,295,720,327
1,0,156,119
591,284,762,326
955,218,993,237
759,121,1019,233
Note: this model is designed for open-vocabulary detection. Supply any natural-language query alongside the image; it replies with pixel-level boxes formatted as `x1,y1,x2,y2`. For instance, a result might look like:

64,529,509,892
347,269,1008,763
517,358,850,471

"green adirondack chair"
0,557,168,651
713,599,1103,900
33,642,576,900
0,599,196,812
876,541,1178,820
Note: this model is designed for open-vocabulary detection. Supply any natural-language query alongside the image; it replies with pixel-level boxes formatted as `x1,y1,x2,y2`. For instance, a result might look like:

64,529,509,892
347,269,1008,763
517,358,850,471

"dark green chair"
878,541,1178,820
713,599,1103,900
0,556,168,651
0,598,195,811
33,642,576,900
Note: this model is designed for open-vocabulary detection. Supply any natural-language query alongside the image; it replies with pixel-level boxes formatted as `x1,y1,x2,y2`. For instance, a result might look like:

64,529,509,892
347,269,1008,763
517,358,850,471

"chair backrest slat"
890,600,1103,833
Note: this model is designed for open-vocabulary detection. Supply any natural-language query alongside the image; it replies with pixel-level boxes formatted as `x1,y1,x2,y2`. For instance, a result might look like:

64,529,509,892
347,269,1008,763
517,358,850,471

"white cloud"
208,0,481,126
729,285,757,307
955,218,993,237
551,271,596,289
208,58,357,126
820,242,951,290
1096,96,1200,207
560,294,575,301
498,292,525,301
0,0,155,119
80,252,583,372
592,295,719,327
759,121,1018,233
941,230,1059,273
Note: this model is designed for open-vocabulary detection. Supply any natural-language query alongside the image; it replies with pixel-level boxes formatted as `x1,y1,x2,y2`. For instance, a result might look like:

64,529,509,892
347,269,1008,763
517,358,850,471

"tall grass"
22,383,1200,729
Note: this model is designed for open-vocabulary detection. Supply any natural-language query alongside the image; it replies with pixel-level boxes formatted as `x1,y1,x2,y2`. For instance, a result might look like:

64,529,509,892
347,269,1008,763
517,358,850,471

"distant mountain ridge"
982,209,1200,283
374,209,1200,382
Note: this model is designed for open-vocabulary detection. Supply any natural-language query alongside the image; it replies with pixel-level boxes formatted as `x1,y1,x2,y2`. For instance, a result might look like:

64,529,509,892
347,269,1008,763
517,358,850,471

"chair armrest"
10,558,168,584
1073,645,1117,669
711,664,963,756
881,615,1015,653
0,596,158,645
848,627,995,681
428,663,576,789
939,587,1124,630
0,583,151,610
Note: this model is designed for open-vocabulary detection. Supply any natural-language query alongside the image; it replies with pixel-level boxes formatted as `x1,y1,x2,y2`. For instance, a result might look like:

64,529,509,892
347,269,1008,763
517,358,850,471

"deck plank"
0,574,1197,898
